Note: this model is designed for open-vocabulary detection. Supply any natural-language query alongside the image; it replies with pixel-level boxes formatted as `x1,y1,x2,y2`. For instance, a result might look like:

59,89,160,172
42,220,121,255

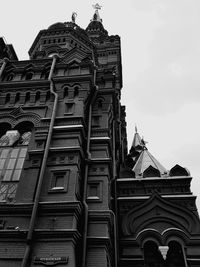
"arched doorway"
166,241,186,267
144,241,165,267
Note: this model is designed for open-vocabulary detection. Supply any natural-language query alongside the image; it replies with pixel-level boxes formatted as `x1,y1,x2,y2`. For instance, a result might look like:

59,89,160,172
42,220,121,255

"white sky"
1,0,200,210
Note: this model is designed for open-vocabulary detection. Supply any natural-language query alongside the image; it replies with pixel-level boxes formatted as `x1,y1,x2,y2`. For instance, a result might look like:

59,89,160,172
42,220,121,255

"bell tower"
0,5,123,267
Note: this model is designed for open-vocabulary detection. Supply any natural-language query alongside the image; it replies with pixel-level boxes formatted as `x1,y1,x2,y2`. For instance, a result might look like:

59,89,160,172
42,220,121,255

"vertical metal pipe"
82,56,98,267
112,119,118,267
21,55,58,267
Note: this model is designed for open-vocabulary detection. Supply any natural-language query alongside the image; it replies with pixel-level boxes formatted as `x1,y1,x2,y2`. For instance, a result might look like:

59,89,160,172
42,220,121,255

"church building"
0,5,200,267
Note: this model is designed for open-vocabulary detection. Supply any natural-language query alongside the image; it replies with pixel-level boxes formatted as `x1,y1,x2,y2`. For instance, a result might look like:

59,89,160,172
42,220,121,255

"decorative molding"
122,192,200,237
0,107,41,127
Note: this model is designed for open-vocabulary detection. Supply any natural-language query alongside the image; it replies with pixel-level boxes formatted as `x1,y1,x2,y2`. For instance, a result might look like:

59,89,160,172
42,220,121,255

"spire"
129,128,167,177
92,3,102,22
131,127,146,151
133,149,167,177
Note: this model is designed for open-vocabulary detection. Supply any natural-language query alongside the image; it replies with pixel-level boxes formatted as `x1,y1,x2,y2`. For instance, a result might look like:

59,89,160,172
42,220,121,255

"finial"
71,12,77,23
92,3,102,22
135,125,138,133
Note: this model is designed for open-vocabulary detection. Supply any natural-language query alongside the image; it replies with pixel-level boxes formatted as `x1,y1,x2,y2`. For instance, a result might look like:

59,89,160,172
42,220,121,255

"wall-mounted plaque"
33,256,69,266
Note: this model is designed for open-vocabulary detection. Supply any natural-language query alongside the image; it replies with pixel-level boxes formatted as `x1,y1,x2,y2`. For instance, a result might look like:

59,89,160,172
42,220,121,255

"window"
87,182,102,201
15,93,20,103
0,126,32,202
49,170,69,192
6,73,14,81
89,184,98,197
92,115,100,127
25,92,30,103
0,147,27,182
65,102,74,115
5,93,10,104
25,72,33,80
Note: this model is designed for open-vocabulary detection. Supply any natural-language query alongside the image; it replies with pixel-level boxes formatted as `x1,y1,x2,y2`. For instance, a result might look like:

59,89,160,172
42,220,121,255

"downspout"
0,58,9,78
22,54,58,267
82,57,98,267
112,118,118,267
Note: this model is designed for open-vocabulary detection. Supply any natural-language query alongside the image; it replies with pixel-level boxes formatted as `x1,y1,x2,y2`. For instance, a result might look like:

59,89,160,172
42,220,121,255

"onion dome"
86,3,108,38
48,21,88,37
48,22,66,30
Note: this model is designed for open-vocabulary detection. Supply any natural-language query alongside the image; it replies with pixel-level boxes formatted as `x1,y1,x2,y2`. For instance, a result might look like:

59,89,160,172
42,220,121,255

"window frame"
87,181,102,202
48,169,70,193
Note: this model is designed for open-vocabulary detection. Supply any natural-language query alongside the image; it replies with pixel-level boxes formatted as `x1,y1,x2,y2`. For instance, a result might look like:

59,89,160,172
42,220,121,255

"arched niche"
169,164,189,177
14,121,34,135
143,165,161,178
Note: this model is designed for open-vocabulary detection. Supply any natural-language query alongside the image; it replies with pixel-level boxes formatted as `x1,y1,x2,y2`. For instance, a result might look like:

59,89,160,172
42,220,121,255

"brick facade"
0,7,200,267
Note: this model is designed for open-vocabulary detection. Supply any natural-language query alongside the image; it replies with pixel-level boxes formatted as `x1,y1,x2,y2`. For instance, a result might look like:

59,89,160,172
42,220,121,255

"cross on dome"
92,3,102,22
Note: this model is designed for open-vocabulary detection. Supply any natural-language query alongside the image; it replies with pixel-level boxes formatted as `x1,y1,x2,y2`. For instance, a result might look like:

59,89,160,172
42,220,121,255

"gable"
122,193,200,237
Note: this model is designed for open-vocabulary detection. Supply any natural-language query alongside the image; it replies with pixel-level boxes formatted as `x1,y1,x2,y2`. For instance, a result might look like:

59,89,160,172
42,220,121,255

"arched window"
144,241,165,267
64,87,68,98
6,73,14,81
46,91,51,101
0,121,33,202
15,93,20,103
0,123,12,140
74,86,79,97
25,92,30,103
25,72,33,80
35,91,41,102
41,67,50,79
2,72,14,82
5,93,10,104
166,241,186,267
98,99,103,110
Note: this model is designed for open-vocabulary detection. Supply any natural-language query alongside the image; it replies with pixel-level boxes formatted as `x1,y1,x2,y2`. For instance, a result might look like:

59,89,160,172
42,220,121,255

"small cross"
93,3,102,11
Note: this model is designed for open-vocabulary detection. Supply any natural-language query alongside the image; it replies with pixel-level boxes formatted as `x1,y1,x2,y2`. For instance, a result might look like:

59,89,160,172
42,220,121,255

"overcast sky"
1,0,200,209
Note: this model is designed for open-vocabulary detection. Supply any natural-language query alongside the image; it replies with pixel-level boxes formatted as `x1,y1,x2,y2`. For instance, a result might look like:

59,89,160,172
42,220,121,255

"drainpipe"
111,118,118,267
82,56,98,267
22,54,58,267
0,58,9,78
